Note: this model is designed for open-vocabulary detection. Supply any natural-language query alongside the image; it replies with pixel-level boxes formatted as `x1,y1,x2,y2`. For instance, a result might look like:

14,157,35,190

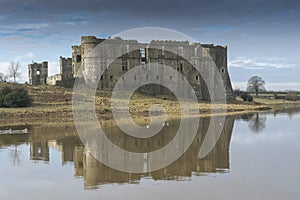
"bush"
233,89,241,97
241,92,253,102
0,86,32,108
286,92,298,101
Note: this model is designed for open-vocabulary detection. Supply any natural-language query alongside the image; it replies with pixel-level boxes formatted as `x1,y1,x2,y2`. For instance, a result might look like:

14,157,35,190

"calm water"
0,109,300,200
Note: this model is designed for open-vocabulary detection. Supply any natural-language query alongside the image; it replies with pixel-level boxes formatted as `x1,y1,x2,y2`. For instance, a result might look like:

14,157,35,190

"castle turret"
28,61,48,85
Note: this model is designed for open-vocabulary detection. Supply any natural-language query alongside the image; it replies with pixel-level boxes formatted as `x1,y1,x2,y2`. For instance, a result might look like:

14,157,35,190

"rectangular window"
179,47,183,56
140,48,146,58
76,55,81,63
122,59,128,70
180,63,183,71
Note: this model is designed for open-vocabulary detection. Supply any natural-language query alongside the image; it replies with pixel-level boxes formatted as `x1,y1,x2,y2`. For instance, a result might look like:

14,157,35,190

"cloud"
0,52,35,72
15,52,35,62
229,57,295,70
48,61,59,76
3,23,50,30
233,81,300,91
0,23,51,37
0,62,10,73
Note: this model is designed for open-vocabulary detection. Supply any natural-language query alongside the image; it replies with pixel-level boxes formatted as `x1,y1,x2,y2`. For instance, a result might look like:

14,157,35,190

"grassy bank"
0,82,300,126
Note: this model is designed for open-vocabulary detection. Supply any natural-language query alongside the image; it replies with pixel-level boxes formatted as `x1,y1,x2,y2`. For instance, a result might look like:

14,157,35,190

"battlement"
81,36,105,44
149,40,190,46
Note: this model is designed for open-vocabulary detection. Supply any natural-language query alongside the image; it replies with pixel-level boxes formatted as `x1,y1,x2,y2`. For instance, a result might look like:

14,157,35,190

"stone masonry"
28,36,234,100
72,36,234,100
47,56,74,87
28,61,48,85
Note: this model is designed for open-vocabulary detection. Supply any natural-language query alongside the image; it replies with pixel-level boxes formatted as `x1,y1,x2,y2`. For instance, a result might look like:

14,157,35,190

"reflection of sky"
0,0,299,90
0,112,299,199
233,113,300,145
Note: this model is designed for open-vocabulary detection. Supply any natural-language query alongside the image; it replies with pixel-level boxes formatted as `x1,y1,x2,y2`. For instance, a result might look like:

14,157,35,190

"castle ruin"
28,61,48,85
28,36,234,100
47,56,74,87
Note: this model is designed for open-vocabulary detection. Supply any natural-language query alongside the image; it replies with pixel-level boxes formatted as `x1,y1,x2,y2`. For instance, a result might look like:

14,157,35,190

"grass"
1,82,300,126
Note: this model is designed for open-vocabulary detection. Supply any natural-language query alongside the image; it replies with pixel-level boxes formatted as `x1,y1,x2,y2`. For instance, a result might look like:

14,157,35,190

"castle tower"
72,45,82,77
60,56,73,81
28,61,48,85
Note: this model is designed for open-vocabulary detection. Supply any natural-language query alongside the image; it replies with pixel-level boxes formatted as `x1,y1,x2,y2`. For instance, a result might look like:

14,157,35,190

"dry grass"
1,82,300,126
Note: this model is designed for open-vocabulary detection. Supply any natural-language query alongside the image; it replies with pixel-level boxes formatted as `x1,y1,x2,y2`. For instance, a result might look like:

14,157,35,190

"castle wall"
28,61,48,85
47,74,62,86
30,36,234,100
47,57,74,87
60,56,73,81
73,36,234,101
72,45,82,77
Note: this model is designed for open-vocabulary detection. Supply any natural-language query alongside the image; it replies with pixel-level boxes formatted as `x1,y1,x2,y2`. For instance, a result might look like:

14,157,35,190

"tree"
0,72,8,82
248,113,266,133
8,62,22,82
246,76,266,97
0,86,32,108
241,92,253,102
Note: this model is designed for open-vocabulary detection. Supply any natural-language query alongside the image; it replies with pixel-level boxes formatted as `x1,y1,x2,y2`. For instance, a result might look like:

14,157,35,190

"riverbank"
1,83,300,126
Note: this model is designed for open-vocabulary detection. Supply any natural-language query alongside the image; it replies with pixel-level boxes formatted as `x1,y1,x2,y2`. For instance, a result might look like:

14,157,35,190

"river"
0,109,299,200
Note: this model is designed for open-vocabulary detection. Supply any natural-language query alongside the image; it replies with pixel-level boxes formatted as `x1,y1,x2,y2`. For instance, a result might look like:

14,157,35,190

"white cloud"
0,62,10,73
15,52,35,62
48,61,59,76
1,22,50,31
229,57,295,70
233,81,300,91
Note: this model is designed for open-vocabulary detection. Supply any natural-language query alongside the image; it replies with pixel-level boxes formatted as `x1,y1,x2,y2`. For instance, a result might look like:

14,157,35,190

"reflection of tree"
248,113,266,133
11,145,21,166
287,108,300,119
239,113,255,121
273,107,300,119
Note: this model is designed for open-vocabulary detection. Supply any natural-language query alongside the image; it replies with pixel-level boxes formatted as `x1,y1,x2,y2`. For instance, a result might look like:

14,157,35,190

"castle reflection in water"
0,116,235,190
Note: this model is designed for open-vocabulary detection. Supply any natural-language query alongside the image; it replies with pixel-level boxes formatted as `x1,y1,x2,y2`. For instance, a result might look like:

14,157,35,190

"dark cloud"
0,0,299,88
1,0,299,26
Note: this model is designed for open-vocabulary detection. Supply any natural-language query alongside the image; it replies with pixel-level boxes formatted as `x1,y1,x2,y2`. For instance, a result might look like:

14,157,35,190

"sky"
0,0,299,90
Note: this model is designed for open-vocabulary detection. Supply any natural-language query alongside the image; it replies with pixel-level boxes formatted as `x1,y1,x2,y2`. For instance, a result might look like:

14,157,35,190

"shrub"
241,92,253,102
286,92,298,101
0,86,32,108
233,89,241,97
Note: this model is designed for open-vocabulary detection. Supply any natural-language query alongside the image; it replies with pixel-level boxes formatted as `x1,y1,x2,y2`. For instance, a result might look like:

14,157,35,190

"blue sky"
0,0,299,90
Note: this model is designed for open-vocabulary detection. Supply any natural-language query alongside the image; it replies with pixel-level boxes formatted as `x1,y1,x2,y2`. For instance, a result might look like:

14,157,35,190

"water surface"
0,110,299,200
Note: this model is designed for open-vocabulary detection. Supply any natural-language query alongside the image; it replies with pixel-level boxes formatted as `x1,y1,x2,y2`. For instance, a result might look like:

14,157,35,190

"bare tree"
248,113,267,133
8,62,22,82
0,72,8,82
246,76,266,97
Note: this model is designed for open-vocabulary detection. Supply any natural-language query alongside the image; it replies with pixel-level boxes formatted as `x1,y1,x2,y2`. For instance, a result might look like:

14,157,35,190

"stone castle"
28,36,234,100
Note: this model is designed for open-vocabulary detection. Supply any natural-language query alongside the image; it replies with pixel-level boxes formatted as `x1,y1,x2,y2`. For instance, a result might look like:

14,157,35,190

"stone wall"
72,36,234,101
47,74,62,86
29,35,234,100
72,45,81,77
28,61,48,85
47,57,74,87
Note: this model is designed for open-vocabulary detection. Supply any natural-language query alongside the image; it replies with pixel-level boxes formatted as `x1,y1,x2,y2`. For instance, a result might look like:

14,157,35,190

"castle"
28,36,234,100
